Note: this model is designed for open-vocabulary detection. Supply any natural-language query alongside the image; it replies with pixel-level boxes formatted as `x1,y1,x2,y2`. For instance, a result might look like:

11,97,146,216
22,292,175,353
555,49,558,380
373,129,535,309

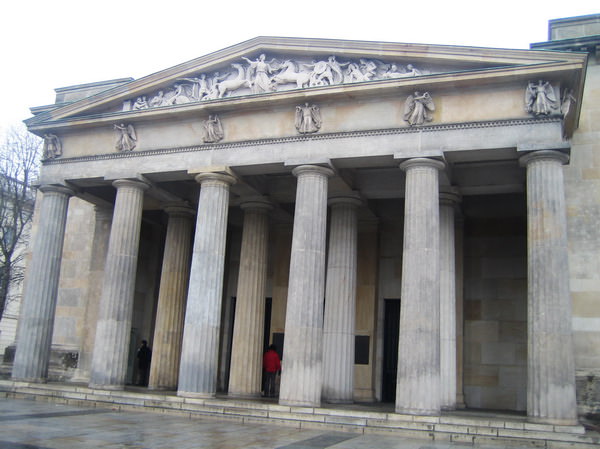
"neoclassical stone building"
8,14,600,426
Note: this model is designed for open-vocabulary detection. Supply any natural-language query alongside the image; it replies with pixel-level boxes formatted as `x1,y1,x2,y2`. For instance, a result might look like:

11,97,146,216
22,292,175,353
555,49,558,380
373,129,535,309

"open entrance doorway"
382,298,400,402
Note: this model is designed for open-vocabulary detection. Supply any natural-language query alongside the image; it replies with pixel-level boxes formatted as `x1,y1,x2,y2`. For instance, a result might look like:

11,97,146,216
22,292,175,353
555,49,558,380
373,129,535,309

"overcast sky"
0,1,597,136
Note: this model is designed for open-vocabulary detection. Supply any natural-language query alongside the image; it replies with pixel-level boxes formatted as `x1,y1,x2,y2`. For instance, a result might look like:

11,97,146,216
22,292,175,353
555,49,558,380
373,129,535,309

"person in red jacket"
263,344,281,397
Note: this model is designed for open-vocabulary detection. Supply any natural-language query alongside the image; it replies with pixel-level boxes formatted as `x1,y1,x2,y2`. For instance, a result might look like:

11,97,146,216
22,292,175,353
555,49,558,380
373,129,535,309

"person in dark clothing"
262,344,281,397
136,340,152,386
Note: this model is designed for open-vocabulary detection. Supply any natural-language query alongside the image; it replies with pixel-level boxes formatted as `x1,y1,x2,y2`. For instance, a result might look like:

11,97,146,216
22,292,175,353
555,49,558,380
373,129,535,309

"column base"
279,398,321,408
228,392,262,399
395,406,441,416
70,369,90,383
147,385,177,392
88,383,124,391
323,398,353,405
11,376,47,384
528,416,579,426
177,390,216,399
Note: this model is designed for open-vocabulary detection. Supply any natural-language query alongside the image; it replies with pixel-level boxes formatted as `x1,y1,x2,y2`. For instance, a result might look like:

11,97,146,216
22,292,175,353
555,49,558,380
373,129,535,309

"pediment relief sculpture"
403,92,435,126
42,134,62,159
114,123,137,152
122,54,428,112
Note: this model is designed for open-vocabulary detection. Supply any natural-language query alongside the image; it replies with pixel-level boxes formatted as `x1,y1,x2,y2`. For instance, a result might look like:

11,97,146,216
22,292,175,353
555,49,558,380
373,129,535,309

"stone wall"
354,224,378,401
462,194,528,411
52,198,95,351
565,56,600,417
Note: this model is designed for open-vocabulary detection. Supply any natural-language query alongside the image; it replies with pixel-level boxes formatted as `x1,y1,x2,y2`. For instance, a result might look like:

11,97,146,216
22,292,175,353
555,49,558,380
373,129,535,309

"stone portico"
7,15,600,437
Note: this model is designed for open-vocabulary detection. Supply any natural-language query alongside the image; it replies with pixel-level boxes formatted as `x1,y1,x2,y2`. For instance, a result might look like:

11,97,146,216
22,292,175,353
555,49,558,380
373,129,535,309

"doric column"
396,158,444,415
148,205,194,390
178,172,236,397
322,193,361,403
228,198,272,397
279,165,333,407
455,214,466,408
89,179,148,389
520,150,577,425
71,206,112,382
12,185,74,381
439,189,460,410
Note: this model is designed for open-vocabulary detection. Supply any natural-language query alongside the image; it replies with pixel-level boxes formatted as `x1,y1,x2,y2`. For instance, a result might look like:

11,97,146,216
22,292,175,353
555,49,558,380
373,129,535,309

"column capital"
93,205,113,217
439,187,461,207
194,172,237,186
240,196,273,212
163,203,195,218
328,192,363,208
292,165,334,178
38,184,75,197
519,150,569,167
399,158,445,172
112,179,150,191
358,218,379,233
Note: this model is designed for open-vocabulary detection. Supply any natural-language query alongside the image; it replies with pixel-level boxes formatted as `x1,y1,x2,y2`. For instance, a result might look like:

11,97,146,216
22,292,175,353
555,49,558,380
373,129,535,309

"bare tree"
0,125,41,321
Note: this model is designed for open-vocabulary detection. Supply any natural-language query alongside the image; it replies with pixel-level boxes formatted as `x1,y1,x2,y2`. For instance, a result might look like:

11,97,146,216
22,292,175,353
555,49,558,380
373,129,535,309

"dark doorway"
382,298,400,402
263,297,272,352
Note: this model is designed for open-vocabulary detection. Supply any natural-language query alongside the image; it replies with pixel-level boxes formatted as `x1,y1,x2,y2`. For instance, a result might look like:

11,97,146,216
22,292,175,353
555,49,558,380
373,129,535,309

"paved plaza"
0,397,536,449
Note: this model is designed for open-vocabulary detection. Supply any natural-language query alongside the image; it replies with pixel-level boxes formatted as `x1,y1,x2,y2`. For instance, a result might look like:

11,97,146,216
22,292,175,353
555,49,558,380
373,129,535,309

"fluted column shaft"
520,150,577,425
455,215,466,408
178,172,236,397
440,190,460,410
228,199,272,397
396,158,444,415
279,165,333,407
322,194,361,403
12,185,73,381
148,205,194,390
89,179,148,389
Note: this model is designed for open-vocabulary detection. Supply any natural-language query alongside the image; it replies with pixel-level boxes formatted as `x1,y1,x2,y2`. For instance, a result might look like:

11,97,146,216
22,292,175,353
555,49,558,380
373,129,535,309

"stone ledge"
0,380,596,448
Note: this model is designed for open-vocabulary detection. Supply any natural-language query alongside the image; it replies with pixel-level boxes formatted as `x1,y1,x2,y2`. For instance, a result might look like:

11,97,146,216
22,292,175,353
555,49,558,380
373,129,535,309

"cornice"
26,37,587,129
27,61,583,135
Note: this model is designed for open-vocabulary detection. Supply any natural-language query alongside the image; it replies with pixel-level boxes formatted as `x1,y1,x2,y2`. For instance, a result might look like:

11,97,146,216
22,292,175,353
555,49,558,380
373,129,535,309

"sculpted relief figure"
345,63,369,82
202,115,224,143
213,65,250,98
295,103,322,134
43,134,62,159
178,74,210,101
561,88,576,117
132,96,149,110
360,59,378,80
166,83,193,105
242,54,277,94
382,64,403,79
310,55,350,86
525,80,558,116
273,60,312,88
403,91,435,126
121,54,427,110
149,91,166,107
400,64,422,77
114,123,137,151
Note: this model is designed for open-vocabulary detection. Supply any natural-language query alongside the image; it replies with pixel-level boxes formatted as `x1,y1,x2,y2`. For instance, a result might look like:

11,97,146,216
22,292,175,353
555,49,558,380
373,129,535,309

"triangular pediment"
27,36,587,130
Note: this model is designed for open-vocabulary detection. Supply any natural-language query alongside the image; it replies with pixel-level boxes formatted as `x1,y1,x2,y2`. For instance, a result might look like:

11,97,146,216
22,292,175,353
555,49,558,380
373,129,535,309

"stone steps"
0,380,598,448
